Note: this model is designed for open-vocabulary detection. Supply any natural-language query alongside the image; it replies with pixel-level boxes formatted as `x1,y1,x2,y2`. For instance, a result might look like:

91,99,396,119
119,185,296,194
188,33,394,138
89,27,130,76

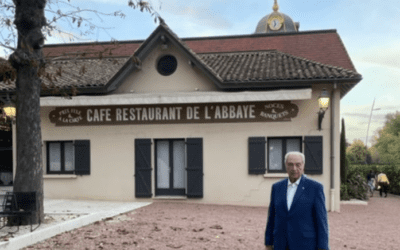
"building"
1,1,361,211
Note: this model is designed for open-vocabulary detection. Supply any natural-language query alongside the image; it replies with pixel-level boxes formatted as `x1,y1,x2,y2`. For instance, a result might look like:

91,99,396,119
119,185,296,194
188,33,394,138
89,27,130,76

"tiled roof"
43,30,356,72
198,50,360,83
0,49,360,96
0,25,361,98
0,58,128,93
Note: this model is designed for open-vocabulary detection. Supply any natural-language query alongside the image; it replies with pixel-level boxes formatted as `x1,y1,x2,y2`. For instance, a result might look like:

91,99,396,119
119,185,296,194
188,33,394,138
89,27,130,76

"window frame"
46,141,75,175
267,136,302,174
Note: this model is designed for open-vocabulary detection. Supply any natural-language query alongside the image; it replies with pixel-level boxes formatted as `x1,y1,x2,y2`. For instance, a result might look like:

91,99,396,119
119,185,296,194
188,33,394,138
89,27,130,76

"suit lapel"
289,175,307,212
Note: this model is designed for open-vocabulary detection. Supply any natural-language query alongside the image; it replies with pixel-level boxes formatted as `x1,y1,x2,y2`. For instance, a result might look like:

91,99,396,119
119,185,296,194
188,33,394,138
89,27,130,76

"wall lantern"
317,88,330,131
3,105,16,119
1,94,16,121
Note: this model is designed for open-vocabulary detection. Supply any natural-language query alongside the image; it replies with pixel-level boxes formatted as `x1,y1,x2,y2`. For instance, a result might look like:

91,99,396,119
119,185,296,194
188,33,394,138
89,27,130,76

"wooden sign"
49,101,299,126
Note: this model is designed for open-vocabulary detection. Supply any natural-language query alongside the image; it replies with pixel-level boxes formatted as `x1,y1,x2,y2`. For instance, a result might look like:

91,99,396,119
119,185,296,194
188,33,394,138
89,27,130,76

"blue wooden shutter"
74,140,90,175
186,138,203,198
248,137,266,175
135,139,152,198
304,136,323,174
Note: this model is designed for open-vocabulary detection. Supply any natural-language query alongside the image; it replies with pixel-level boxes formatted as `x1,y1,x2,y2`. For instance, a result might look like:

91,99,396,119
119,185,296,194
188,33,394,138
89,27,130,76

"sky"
4,0,400,146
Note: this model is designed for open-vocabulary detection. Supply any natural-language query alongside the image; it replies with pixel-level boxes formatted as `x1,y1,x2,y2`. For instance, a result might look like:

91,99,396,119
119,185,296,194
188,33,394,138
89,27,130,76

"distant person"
265,152,329,250
377,172,390,197
366,170,376,197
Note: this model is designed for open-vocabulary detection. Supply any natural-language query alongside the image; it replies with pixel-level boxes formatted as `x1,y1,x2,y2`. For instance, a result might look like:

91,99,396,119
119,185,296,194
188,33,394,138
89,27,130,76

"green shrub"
340,183,350,201
347,173,369,200
347,164,400,196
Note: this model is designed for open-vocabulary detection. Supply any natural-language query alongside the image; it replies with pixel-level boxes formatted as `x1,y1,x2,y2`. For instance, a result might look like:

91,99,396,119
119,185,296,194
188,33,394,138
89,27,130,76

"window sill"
44,174,77,179
263,173,288,178
153,196,187,200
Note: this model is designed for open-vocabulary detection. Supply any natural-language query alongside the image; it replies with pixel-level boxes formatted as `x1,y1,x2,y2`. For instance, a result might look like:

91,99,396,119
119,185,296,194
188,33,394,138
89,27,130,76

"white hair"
284,151,305,164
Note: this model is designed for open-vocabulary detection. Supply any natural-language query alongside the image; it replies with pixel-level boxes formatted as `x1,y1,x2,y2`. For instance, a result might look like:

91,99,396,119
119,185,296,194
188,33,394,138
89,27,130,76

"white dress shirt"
287,176,302,210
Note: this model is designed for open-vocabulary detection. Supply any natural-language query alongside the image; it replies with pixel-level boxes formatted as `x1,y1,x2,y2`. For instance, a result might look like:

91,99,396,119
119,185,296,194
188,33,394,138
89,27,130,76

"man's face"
286,154,304,182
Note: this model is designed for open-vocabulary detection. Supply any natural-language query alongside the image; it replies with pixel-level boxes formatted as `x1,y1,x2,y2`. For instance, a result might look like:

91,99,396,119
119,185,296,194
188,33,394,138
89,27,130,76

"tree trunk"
8,0,47,225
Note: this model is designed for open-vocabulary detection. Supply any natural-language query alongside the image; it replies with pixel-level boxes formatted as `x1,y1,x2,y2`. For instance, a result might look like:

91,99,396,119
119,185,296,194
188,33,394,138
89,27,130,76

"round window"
157,55,178,76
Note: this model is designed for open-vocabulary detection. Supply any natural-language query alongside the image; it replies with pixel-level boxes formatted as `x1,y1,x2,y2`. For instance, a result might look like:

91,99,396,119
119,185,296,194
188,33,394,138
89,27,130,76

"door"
155,139,186,196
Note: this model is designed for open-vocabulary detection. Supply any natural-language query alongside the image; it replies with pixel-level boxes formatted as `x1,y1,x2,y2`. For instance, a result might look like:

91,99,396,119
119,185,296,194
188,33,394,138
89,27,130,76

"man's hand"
265,245,273,250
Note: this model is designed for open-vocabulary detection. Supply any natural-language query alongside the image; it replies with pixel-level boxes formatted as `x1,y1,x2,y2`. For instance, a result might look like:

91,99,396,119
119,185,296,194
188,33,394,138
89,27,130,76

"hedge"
340,164,400,200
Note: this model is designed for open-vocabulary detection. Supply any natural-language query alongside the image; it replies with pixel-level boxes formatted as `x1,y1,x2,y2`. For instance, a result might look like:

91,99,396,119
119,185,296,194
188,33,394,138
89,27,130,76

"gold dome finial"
272,0,279,12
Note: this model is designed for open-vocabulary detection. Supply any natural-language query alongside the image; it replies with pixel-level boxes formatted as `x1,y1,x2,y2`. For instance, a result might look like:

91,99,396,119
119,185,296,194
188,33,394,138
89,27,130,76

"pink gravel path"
24,190,398,250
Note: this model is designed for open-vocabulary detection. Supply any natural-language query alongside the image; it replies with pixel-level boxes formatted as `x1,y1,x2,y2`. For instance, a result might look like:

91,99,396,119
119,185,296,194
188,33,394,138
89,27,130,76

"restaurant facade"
2,2,361,211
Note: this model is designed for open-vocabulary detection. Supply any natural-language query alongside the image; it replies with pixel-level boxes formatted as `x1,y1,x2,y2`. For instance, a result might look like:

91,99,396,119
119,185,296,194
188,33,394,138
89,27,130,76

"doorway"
0,129,13,186
155,139,186,196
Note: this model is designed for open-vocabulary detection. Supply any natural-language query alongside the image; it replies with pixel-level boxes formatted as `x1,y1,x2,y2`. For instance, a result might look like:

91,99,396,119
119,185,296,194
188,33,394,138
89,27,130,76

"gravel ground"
21,190,399,250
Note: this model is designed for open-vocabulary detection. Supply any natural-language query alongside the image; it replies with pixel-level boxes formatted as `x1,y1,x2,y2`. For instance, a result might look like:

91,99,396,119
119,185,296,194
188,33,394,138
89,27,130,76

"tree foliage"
0,0,160,225
0,0,161,56
346,139,368,164
372,111,400,164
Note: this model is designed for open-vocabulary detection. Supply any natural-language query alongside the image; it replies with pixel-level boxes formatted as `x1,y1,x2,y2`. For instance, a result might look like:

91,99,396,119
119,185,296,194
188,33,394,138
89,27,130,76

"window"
47,141,74,174
248,136,323,175
267,137,302,173
157,55,177,76
46,140,90,175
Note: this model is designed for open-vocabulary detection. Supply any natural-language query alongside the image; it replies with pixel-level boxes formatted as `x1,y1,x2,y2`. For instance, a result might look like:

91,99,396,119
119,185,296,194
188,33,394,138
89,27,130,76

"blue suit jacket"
265,175,329,250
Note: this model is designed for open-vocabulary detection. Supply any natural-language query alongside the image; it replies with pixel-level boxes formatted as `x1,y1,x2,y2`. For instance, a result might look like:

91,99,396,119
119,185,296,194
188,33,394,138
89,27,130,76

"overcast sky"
17,0,400,145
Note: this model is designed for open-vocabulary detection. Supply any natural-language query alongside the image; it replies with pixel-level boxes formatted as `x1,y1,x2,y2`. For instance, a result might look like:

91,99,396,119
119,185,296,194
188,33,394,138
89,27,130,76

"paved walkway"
0,199,151,250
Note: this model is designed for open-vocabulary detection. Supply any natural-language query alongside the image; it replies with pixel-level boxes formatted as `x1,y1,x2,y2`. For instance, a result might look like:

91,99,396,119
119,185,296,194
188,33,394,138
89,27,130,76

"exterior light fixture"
3,105,16,119
1,94,16,121
317,88,330,131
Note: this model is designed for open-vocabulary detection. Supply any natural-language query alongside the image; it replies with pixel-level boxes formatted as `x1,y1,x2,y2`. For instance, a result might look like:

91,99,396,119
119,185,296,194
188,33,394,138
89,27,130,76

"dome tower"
255,0,299,34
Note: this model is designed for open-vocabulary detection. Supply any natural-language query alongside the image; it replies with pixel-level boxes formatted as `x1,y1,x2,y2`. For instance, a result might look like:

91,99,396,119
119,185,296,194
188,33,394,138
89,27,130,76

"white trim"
40,89,312,107
264,173,288,178
43,175,77,179
153,196,187,200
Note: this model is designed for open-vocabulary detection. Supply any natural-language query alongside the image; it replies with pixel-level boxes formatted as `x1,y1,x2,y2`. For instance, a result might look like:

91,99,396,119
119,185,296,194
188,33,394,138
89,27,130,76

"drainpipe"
12,121,16,184
330,83,337,212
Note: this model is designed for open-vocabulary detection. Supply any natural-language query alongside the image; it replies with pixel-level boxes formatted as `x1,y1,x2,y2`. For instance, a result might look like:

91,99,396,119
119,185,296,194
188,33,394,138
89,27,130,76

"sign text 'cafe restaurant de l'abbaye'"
1,1,361,212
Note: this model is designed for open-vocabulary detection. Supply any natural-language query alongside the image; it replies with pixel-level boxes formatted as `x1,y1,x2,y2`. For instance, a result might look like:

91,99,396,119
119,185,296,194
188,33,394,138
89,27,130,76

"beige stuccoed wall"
41,84,338,209
113,42,218,94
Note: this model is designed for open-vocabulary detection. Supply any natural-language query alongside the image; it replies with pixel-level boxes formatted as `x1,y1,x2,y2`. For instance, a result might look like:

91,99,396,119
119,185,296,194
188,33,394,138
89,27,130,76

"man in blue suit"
265,152,329,250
